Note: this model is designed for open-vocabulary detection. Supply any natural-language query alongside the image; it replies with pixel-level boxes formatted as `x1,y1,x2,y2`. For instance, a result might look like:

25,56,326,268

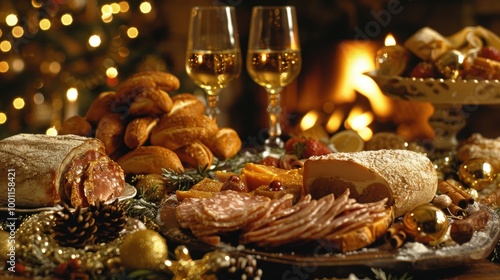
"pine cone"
53,203,97,248
89,199,127,243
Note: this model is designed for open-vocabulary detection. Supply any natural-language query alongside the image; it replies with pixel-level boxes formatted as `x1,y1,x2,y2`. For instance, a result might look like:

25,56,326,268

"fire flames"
300,38,394,141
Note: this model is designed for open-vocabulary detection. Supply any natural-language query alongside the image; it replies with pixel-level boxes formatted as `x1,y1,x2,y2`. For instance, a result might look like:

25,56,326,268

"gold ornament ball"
120,229,168,270
435,50,465,79
0,230,12,263
135,174,171,203
402,204,449,245
458,158,495,190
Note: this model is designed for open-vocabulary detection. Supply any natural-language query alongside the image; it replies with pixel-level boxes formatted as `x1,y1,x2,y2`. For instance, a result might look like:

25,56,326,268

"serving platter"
161,202,500,277
0,183,137,213
364,71,500,105
365,70,500,150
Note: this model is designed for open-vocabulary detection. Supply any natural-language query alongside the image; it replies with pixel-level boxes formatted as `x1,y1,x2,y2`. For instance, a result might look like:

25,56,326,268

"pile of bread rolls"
58,71,242,175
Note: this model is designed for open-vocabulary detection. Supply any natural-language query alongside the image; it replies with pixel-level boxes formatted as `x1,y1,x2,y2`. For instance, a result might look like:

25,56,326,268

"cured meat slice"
175,191,271,245
176,188,393,251
82,157,125,206
240,189,392,250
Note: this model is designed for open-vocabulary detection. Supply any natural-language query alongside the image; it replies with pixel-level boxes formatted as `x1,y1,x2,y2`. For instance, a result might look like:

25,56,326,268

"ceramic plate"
162,202,500,275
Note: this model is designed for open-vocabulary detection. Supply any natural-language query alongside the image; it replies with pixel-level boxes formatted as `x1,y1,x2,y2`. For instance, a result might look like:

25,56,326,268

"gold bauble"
135,174,173,203
0,231,12,263
458,158,495,190
120,229,168,270
402,204,449,245
435,50,465,79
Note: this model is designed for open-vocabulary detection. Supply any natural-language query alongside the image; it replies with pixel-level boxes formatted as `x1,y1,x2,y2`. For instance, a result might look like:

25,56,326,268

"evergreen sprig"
161,151,264,191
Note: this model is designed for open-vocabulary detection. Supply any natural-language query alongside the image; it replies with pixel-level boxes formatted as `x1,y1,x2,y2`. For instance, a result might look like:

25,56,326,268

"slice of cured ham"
176,189,392,252
302,149,438,217
0,134,125,208
175,191,275,246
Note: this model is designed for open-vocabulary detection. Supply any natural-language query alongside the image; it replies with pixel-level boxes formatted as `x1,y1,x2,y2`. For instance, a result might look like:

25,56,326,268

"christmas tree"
0,0,172,139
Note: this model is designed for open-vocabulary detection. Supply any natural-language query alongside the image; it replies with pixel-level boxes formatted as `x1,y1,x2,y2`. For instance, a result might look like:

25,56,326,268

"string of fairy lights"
0,0,157,136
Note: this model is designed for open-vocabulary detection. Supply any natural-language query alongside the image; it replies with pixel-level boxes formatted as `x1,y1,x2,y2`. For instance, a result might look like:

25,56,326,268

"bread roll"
0,134,125,208
303,149,437,217
128,88,174,116
85,91,117,126
168,93,206,118
202,128,242,159
150,115,218,151
116,71,180,97
124,116,158,149
95,113,127,156
117,145,184,175
174,141,214,169
58,115,93,136
116,71,178,116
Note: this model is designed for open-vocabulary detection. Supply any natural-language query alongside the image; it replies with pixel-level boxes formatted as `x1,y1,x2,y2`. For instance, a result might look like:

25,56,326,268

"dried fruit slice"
329,130,364,152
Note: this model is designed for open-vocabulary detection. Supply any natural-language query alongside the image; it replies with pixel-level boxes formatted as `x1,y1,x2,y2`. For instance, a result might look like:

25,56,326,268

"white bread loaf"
303,149,437,217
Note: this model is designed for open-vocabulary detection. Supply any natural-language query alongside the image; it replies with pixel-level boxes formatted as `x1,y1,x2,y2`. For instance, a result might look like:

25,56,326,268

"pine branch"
161,151,264,191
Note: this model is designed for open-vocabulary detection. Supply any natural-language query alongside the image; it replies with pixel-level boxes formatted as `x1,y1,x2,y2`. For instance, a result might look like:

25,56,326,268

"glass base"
261,137,284,158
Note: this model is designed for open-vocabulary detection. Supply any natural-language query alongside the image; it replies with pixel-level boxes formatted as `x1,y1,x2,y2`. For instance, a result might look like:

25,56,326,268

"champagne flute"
247,6,301,150
186,6,242,120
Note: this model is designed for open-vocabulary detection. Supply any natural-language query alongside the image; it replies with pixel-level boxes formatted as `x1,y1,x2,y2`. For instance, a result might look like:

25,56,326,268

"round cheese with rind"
303,149,437,217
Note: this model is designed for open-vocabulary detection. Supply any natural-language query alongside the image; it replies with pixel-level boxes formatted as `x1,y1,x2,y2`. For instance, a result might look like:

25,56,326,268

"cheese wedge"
303,150,437,217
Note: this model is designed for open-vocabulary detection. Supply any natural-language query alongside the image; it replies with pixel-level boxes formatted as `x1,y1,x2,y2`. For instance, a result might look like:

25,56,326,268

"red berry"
14,263,26,275
221,175,247,192
284,137,301,154
268,180,283,191
259,156,279,167
302,139,333,158
410,61,437,78
478,46,500,61
284,137,332,159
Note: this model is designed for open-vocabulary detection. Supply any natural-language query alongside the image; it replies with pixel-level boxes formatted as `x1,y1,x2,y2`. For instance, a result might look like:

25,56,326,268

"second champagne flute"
186,6,242,120
247,6,301,150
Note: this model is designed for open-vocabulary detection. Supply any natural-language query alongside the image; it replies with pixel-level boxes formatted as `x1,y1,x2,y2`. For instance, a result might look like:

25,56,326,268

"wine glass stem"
265,88,283,149
205,91,220,120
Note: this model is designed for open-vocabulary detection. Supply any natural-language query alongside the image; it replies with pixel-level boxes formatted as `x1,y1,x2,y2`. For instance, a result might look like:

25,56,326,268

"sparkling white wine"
186,50,241,94
246,50,301,90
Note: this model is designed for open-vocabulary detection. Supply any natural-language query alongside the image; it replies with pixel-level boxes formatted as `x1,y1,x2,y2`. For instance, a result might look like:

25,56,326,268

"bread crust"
117,145,184,174
116,71,180,97
58,115,93,136
124,116,158,149
202,128,242,159
174,141,214,168
95,113,127,156
150,115,218,150
128,88,174,116
168,93,206,118
85,91,118,126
